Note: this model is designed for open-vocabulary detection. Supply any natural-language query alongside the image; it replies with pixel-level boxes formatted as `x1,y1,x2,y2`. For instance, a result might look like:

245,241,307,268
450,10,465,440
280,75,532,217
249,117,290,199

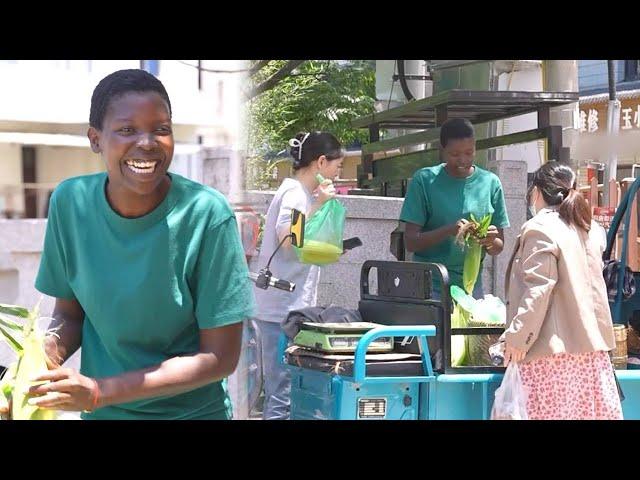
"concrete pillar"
487,160,529,299
543,60,580,170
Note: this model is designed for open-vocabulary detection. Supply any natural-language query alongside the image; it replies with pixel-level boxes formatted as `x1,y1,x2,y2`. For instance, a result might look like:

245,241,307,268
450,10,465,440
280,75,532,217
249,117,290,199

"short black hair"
289,131,343,171
89,69,172,130
440,118,475,148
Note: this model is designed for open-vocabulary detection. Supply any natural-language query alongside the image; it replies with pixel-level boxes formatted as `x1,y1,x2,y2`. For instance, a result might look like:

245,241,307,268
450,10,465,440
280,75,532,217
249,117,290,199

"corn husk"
0,300,57,420
450,213,492,367
451,305,469,367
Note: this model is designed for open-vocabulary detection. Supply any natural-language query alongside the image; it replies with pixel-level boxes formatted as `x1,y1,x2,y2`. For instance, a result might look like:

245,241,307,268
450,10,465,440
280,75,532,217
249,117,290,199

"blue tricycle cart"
281,258,640,420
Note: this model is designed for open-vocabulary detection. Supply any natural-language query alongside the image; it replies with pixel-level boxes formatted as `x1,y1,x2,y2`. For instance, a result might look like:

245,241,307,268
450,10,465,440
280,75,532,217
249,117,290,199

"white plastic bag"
490,363,529,420
473,294,506,324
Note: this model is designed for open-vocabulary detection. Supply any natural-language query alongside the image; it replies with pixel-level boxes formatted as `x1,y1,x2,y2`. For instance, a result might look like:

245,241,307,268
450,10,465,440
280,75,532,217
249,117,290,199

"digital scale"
293,322,394,353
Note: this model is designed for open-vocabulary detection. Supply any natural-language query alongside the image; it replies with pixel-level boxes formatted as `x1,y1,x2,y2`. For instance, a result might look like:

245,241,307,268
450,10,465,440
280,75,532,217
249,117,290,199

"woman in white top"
253,131,344,420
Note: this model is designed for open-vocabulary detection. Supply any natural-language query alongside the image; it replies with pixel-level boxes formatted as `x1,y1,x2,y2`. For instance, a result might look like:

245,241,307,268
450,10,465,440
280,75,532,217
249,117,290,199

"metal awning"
428,60,491,71
352,90,579,130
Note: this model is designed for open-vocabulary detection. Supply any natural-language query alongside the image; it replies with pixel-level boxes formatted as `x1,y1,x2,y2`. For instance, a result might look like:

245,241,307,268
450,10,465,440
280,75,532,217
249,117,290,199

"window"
624,60,640,82
21,146,37,219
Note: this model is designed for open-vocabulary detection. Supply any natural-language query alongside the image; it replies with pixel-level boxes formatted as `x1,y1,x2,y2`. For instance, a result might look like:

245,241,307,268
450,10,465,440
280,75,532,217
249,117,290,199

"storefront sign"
579,97,640,133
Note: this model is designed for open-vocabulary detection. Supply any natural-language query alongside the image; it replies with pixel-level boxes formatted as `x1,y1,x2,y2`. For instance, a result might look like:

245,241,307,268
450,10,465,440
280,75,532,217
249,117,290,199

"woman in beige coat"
502,162,622,420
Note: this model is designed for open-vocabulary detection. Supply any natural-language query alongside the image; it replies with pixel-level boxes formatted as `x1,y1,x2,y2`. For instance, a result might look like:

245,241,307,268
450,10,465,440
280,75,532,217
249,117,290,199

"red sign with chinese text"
593,206,616,230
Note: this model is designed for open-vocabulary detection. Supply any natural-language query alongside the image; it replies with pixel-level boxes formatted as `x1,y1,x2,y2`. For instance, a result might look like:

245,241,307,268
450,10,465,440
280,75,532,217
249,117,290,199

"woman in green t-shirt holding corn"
400,118,510,297
1,69,254,420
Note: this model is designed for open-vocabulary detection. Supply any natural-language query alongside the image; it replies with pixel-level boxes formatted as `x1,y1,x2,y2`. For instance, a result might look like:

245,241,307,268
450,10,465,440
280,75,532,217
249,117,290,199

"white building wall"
0,143,24,214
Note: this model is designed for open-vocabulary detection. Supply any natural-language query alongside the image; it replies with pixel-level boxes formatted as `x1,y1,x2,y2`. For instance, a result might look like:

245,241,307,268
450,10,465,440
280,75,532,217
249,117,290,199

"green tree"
245,60,376,190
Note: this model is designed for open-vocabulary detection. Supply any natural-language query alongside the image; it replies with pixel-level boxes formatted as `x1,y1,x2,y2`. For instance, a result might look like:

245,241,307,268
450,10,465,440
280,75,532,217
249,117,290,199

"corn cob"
451,214,493,366
0,301,57,420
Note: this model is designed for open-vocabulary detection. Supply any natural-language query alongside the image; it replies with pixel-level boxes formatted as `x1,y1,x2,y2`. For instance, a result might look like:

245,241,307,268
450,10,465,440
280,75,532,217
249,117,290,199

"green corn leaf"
1,382,12,397
0,314,23,331
1,362,18,397
0,304,29,319
473,213,491,238
481,214,492,233
0,324,23,353
0,390,8,415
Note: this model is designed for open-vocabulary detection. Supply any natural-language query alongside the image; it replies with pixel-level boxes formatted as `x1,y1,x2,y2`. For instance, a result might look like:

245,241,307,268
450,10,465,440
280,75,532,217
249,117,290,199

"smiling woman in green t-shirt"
7,70,254,420
400,118,510,296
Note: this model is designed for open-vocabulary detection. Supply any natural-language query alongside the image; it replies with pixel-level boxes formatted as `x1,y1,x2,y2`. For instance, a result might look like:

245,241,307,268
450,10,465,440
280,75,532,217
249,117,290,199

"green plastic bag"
295,199,346,266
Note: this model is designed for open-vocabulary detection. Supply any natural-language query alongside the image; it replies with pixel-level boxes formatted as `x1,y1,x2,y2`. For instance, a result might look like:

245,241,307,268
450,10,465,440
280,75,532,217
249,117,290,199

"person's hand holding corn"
25,367,100,413
0,347,66,419
477,225,503,255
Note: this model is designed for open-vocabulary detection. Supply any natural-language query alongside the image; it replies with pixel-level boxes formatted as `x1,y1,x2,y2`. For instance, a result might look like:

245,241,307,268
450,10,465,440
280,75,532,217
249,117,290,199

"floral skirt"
518,350,623,420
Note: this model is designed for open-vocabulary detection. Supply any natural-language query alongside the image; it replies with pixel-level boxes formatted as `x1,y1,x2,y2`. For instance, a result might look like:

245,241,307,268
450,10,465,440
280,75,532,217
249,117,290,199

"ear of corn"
12,333,52,420
462,240,483,295
460,213,492,295
0,301,57,420
451,213,493,367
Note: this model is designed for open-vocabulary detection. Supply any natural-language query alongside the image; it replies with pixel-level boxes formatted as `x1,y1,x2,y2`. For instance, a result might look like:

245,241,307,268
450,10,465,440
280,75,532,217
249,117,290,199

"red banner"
593,206,616,229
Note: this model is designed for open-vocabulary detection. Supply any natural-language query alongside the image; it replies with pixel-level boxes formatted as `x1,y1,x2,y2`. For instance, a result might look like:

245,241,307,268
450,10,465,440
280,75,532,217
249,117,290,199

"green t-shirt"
399,163,510,293
35,172,255,420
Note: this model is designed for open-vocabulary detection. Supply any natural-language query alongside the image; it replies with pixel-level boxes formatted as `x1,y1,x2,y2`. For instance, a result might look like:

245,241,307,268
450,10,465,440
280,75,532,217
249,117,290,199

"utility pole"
603,60,620,205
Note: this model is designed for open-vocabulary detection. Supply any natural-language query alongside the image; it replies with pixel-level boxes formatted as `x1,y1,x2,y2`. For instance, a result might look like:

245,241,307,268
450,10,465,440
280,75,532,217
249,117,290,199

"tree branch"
176,60,248,73
248,60,271,77
247,60,306,99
